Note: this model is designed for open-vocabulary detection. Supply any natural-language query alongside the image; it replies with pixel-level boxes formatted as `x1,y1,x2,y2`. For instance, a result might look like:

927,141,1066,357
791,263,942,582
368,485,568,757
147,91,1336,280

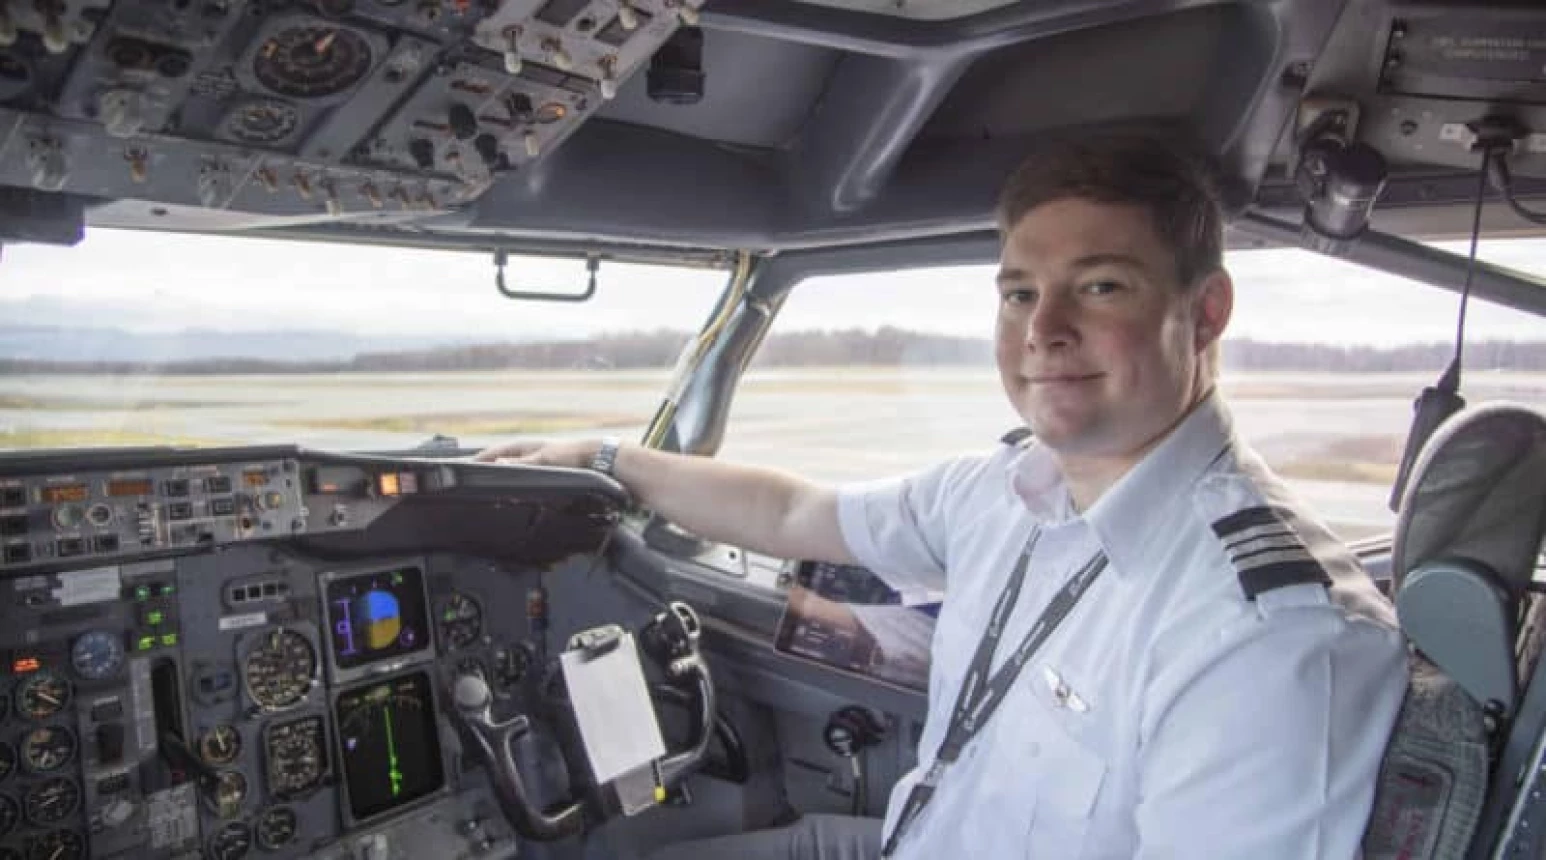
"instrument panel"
0,0,703,218
0,546,556,859
0,446,625,859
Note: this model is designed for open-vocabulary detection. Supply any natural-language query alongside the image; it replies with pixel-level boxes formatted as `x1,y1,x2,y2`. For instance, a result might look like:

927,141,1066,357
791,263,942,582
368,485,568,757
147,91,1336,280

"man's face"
994,197,1231,464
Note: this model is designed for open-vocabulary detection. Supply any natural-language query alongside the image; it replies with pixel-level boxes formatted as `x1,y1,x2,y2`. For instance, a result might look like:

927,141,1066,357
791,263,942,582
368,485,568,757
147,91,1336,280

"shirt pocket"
1022,678,1108,856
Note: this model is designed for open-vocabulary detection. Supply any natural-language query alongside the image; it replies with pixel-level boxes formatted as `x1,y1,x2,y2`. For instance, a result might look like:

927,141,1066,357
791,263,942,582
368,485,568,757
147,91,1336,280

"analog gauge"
70,630,126,681
25,829,84,860
208,821,252,860
20,726,76,774
252,25,372,99
222,99,300,145
255,806,297,850
263,715,325,796
491,642,531,690
0,740,15,781
0,793,17,838
17,671,71,720
243,629,316,710
23,778,79,827
198,725,242,766
439,592,482,649
202,770,247,819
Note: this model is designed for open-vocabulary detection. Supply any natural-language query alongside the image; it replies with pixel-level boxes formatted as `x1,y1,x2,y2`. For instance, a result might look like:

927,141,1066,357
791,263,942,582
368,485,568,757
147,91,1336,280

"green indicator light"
159,584,176,596
136,636,155,651
384,707,402,798
160,633,178,647
147,610,165,626
134,586,151,601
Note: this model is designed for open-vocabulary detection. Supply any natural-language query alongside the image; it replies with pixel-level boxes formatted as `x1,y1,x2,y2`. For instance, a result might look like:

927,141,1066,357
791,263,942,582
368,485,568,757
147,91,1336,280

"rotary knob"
408,138,435,169
448,103,478,141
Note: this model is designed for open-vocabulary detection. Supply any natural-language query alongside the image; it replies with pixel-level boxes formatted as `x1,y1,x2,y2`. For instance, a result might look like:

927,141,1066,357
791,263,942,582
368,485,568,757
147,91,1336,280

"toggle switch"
677,3,699,24
255,166,279,192
124,148,149,183
320,180,342,215
617,2,638,30
599,56,618,100
0,4,17,48
41,10,68,53
502,27,522,74
523,131,539,158
543,38,571,71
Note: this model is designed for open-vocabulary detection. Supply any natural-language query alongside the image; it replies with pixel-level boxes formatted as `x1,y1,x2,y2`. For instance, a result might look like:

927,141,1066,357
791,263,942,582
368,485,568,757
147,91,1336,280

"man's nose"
1026,291,1075,350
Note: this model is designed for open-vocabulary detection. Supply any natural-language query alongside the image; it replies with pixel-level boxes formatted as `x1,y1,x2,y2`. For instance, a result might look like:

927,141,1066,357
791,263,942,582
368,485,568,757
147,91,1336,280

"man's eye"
1082,280,1124,296
1002,289,1035,305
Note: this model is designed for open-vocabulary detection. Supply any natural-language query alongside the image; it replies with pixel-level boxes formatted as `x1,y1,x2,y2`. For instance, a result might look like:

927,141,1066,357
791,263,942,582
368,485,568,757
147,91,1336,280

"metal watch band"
589,437,621,477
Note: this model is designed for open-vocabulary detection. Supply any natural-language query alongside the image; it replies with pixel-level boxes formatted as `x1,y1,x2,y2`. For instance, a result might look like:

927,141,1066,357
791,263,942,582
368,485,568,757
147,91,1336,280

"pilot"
476,132,1408,859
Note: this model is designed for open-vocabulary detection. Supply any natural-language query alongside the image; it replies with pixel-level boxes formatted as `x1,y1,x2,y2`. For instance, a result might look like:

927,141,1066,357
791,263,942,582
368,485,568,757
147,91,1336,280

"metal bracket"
494,250,600,302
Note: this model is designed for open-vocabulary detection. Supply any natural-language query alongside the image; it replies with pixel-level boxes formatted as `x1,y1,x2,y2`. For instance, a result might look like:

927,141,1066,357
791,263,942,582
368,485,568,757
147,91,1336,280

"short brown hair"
996,132,1224,287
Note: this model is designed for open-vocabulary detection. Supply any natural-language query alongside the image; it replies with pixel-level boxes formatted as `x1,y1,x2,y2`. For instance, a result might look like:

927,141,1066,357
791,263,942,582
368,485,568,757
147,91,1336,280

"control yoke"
451,601,715,840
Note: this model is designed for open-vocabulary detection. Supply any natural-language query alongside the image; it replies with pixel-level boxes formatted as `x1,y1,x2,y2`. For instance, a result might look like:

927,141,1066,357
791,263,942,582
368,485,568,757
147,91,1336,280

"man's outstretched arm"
475,439,857,565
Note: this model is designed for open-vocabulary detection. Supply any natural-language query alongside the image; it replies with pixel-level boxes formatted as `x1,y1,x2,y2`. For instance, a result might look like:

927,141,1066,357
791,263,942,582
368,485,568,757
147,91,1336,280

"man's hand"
473,439,597,469
469,437,856,566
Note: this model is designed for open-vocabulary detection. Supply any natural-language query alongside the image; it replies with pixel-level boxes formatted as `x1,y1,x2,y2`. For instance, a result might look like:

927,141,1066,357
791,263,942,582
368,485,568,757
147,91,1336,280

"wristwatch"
589,437,621,477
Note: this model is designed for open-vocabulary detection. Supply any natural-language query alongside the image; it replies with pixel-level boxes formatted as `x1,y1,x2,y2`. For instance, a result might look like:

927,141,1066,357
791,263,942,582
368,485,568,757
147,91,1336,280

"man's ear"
1193,269,1233,353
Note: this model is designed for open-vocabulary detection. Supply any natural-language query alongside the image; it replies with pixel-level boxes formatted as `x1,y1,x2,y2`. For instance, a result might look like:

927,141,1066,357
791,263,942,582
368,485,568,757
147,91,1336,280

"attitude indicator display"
324,567,429,670
334,671,443,820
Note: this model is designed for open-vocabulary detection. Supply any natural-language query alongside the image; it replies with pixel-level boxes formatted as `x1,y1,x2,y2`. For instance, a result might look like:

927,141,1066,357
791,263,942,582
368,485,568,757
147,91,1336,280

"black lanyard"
880,530,1109,857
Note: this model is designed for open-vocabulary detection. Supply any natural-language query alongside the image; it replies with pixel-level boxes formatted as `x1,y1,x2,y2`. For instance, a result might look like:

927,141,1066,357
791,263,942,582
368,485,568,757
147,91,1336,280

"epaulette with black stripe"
1210,506,1332,599
1000,428,1034,448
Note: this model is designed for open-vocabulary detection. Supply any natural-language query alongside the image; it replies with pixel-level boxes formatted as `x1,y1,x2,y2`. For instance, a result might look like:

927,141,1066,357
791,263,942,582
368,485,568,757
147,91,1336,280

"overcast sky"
1,228,1542,346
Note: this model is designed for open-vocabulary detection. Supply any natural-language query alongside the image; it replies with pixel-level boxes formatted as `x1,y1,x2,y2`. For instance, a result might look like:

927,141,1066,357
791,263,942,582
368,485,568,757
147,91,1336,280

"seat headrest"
1391,402,1546,596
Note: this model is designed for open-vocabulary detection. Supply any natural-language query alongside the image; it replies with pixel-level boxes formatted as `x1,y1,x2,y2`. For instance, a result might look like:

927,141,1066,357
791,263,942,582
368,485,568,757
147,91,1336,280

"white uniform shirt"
836,394,1407,859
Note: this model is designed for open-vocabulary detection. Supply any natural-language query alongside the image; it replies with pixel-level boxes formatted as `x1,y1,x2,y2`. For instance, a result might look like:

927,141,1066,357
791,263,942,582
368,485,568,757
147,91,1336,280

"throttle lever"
451,674,586,841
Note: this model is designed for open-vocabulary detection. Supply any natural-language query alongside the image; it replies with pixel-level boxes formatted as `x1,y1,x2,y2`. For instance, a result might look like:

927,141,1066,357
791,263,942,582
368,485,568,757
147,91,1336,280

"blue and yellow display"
325,567,428,670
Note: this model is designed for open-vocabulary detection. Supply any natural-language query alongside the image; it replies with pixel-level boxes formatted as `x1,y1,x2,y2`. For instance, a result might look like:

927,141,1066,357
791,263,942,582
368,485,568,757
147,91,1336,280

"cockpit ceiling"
0,0,1544,252
781,0,1022,22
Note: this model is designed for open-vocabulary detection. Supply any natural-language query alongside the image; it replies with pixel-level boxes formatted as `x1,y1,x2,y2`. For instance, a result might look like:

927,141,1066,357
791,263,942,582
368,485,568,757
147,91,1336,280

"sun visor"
1391,403,1546,596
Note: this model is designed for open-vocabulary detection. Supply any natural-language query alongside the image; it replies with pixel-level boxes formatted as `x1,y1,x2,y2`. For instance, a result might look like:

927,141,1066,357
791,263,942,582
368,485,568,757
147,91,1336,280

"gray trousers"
645,814,882,860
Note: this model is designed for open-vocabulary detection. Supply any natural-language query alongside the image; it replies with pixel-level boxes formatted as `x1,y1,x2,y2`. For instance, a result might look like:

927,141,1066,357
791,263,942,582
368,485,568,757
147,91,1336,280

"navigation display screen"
324,567,429,670
335,671,444,820
773,561,939,692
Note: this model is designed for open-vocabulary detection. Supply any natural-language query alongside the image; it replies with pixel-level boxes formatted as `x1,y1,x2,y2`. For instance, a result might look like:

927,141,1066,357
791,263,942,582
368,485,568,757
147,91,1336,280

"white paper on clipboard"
559,632,667,784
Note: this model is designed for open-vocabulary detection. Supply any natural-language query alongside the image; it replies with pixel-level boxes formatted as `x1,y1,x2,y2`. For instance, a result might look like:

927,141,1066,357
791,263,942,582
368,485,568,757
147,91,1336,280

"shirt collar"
1006,391,1235,578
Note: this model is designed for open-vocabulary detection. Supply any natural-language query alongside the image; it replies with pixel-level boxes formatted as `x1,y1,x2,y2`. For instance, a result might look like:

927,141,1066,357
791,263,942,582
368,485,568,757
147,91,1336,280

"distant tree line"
1221,339,1546,372
1,328,1544,374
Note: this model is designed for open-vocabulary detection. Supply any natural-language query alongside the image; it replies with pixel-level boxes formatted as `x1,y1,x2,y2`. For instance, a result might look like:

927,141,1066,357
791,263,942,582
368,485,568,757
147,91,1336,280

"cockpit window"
0,228,727,452
723,240,1546,541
